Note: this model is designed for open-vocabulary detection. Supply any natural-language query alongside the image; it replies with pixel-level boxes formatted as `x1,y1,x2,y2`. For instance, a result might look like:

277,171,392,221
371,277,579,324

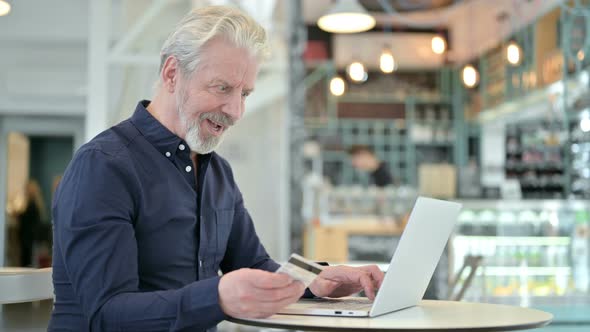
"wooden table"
0,267,53,304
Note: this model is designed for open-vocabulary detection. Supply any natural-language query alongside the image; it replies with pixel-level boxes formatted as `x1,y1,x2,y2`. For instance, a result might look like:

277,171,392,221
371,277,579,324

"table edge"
228,316,552,332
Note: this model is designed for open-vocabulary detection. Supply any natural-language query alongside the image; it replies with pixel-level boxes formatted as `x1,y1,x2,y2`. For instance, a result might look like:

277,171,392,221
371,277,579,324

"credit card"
275,253,324,287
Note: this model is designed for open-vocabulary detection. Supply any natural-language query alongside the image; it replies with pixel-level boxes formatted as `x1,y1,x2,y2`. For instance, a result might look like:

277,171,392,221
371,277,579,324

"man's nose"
222,91,243,123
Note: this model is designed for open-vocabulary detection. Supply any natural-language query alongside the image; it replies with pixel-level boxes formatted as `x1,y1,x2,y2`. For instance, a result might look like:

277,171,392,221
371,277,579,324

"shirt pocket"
215,209,234,264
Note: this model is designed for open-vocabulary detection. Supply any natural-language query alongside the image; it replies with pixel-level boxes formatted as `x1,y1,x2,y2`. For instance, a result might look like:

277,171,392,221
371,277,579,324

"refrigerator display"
453,200,590,307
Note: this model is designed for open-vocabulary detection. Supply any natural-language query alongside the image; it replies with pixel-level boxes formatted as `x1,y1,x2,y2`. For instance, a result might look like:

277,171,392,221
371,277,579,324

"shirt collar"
129,100,213,165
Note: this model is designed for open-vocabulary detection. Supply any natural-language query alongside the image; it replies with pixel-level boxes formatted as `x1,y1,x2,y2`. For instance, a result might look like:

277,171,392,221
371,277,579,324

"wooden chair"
447,255,484,301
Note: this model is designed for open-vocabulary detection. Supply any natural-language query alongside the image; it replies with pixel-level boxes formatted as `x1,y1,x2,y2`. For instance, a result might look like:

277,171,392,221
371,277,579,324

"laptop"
278,196,461,318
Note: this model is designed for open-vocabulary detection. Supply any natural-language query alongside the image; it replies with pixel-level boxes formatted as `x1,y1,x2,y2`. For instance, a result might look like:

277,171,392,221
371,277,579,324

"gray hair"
158,5,269,80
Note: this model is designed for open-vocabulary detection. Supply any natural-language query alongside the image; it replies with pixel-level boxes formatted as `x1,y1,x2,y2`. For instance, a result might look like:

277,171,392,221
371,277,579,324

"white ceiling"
0,0,565,62
0,0,89,115
0,0,566,116
334,32,445,70
304,0,563,68
448,0,562,64
0,0,88,42
303,0,457,27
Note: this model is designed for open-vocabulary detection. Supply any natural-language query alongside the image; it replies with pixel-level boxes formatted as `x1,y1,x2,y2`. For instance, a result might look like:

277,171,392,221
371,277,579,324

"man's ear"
161,56,179,93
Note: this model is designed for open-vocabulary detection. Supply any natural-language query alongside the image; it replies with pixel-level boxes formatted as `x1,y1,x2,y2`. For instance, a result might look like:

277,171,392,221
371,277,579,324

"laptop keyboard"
304,298,373,310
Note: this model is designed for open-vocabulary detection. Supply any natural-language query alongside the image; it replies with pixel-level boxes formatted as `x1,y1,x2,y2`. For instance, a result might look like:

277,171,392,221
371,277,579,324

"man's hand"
308,265,384,300
218,268,306,318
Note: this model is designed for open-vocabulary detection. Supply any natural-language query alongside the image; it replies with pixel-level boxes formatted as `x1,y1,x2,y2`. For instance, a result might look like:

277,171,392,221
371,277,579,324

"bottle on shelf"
571,210,590,293
555,246,570,295
497,211,517,237
517,209,537,236
458,209,477,235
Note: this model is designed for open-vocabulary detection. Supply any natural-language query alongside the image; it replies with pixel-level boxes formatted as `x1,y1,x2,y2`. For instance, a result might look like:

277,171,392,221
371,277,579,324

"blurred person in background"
16,179,46,267
348,145,394,187
49,6,383,332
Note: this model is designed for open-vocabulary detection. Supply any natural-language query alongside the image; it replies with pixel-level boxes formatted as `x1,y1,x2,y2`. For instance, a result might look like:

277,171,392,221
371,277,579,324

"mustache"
199,112,234,127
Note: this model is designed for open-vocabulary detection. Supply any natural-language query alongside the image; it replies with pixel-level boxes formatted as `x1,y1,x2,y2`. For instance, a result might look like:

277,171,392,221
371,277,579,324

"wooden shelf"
338,94,450,105
304,219,405,262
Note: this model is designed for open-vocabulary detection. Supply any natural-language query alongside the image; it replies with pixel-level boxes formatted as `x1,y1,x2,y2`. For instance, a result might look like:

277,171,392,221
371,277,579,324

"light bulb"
578,50,585,61
581,118,590,132
0,0,10,16
431,35,446,55
379,49,396,73
330,76,346,96
506,41,522,66
462,65,479,88
347,61,367,82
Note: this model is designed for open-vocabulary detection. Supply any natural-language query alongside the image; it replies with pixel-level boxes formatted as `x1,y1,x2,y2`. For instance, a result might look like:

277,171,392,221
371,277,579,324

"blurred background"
0,0,589,331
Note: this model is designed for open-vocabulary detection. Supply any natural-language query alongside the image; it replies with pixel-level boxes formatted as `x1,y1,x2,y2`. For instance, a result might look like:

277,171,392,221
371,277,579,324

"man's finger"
373,278,381,291
252,281,306,303
362,265,385,288
250,284,306,318
359,273,376,300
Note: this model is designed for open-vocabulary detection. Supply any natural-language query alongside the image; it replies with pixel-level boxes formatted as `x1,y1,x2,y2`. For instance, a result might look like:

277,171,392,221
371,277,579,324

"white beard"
180,111,224,154
176,89,230,154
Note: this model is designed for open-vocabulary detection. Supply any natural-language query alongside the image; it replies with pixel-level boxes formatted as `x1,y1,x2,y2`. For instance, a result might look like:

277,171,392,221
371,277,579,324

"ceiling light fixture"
462,64,479,88
0,0,11,16
506,40,522,66
347,61,368,83
317,0,375,34
431,35,446,55
379,48,397,74
330,76,346,96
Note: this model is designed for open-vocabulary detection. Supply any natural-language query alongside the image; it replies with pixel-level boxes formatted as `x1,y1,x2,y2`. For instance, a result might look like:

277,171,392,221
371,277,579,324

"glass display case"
570,93,590,199
453,200,590,307
505,120,567,199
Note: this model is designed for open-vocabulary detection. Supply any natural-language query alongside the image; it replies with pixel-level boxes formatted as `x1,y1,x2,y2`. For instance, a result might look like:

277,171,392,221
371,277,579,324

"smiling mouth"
205,118,225,135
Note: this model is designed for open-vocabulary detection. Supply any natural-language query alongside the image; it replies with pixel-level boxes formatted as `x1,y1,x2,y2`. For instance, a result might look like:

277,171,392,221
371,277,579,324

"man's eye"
218,85,229,92
241,91,250,98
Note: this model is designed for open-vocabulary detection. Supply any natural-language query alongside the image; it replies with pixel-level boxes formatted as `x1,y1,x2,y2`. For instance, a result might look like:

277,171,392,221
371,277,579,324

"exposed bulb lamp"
347,61,368,82
506,40,522,66
431,35,446,55
462,64,479,88
379,49,397,73
330,76,346,96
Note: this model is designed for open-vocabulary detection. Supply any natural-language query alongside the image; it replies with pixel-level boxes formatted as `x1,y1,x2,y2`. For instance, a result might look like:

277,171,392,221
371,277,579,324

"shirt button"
185,165,192,173
179,144,186,151
165,152,171,157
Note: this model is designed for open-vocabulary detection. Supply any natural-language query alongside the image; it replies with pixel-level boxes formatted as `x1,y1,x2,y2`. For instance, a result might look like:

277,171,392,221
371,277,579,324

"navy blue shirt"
49,101,280,331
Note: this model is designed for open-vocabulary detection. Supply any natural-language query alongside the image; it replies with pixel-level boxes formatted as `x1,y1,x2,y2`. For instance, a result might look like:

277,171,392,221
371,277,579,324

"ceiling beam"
110,0,169,57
